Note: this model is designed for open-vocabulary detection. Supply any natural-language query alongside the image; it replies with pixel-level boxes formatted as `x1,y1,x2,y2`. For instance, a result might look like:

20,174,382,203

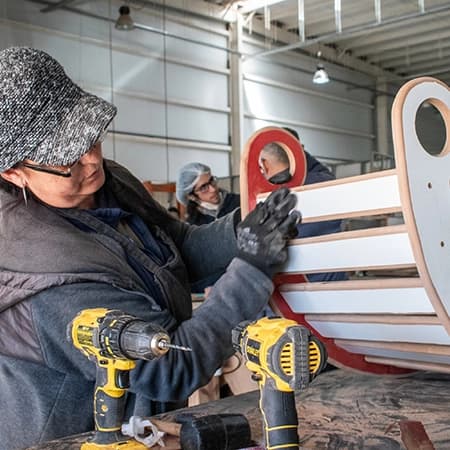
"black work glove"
236,188,301,277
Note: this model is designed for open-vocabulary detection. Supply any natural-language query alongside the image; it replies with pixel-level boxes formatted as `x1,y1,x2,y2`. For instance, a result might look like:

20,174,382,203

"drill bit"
158,340,192,352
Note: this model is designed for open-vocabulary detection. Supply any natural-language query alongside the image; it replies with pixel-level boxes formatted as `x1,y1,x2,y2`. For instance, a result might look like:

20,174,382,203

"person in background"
0,47,300,450
175,167,245,402
176,162,240,226
259,127,347,282
258,141,292,184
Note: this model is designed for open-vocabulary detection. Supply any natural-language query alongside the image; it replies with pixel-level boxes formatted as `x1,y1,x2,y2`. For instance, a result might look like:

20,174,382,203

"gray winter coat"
0,160,273,450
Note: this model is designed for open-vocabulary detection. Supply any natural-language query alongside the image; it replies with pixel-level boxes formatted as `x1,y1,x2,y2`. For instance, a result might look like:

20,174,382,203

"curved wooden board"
240,126,306,217
392,77,450,334
272,288,411,375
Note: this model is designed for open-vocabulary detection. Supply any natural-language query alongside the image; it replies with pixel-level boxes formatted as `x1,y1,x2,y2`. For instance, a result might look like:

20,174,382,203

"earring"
22,185,28,206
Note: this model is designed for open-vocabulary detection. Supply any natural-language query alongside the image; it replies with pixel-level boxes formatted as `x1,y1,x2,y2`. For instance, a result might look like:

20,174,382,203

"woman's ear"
0,167,26,187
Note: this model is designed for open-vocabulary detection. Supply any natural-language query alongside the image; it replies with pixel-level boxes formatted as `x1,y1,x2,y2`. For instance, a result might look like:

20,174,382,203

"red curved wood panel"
240,127,306,217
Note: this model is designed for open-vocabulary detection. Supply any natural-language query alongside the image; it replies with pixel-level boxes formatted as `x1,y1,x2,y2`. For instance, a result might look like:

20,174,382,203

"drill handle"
91,365,129,444
260,377,299,450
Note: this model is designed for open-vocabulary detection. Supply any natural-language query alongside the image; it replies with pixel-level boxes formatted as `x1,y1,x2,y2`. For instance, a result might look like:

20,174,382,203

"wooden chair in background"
142,181,185,219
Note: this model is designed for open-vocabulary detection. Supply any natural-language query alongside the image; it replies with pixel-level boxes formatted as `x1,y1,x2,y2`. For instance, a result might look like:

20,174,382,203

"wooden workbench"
26,368,450,449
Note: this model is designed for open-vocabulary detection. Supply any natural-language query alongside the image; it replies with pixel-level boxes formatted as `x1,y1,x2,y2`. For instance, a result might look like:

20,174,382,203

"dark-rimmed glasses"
19,130,109,178
193,176,217,194
20,161,76,178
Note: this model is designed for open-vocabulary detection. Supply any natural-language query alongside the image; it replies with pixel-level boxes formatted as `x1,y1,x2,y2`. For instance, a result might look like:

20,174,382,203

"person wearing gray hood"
0,47,300,449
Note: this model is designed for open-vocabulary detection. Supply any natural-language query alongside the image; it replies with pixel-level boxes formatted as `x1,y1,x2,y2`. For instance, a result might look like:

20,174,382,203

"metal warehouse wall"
0,0,380,184
241,35,376,165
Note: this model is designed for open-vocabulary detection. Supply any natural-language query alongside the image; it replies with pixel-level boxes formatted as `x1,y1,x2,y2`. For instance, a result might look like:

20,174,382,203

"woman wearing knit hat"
0,47,300,449
176,162,241,225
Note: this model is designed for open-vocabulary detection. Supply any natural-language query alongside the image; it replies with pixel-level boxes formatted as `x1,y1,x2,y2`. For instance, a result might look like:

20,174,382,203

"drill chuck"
117,319,171,360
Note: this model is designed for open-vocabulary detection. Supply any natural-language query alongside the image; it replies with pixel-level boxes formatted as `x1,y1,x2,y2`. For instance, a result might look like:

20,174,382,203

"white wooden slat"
338,343,450,366
308,321,450,345
283,228,415,273
280,286,433,314
258,171,401,221
364,356,450,374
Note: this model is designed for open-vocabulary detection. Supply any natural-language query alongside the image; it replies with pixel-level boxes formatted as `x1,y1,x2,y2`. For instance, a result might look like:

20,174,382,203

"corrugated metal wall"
0,0,381,187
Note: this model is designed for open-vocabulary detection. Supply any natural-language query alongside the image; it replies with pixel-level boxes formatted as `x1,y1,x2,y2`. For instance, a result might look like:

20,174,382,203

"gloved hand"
236,188,301,277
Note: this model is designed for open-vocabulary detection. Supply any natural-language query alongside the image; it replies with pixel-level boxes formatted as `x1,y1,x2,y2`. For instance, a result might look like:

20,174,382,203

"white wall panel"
244,118,373,162
113,94,166,136
166,64,229,109
164,23,228,67
109,139,169,182
111,52,165,95
244,80,372,133
169,147,230,180
102,135,230,182
168,106,229,143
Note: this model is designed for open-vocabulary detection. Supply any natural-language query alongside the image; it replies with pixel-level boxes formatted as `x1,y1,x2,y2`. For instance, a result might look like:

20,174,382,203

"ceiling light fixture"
313,63,330,84
312,51,330,85
115,5,134,31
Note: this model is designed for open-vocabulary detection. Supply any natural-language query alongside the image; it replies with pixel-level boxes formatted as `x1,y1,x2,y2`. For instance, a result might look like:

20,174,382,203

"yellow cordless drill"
232,316,327,450
69,308,191,450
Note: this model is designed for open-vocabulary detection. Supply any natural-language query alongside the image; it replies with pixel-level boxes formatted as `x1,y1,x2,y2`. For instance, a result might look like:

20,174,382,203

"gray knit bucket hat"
0,47,117,172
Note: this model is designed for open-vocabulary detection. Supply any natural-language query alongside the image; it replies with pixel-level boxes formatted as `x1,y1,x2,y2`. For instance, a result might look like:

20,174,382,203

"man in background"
260,127,347,282
258,141,292,184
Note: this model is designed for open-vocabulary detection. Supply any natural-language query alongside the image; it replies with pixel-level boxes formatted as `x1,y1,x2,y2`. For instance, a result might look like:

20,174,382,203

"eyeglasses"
20,130,108,178
20,161,76,178
193,176,217,194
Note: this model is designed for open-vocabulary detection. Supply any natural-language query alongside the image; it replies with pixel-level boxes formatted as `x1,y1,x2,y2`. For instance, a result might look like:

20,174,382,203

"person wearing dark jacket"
0,47,300,450
259,127,347,282
176,162,240,226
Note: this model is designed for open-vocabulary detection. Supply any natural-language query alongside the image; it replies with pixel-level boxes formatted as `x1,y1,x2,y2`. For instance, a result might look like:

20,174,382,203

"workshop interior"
0,0,449,449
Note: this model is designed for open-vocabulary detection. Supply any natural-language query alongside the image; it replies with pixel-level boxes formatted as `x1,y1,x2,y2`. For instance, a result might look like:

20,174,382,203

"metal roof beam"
341,18,450,51
40,0,79,13
377,41,450,67
246,3,450,61
352,28,450,57
394,57,450,76
238,0,289,15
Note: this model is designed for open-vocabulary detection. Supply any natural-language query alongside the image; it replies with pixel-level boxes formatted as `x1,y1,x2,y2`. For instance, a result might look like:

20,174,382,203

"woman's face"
2,143,105,209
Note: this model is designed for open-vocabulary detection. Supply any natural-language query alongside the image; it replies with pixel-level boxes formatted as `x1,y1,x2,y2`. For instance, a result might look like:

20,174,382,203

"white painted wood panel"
281,286,433,314
258,172,400,220
283,229,415,272
338,343,450,365
308,321,450,345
